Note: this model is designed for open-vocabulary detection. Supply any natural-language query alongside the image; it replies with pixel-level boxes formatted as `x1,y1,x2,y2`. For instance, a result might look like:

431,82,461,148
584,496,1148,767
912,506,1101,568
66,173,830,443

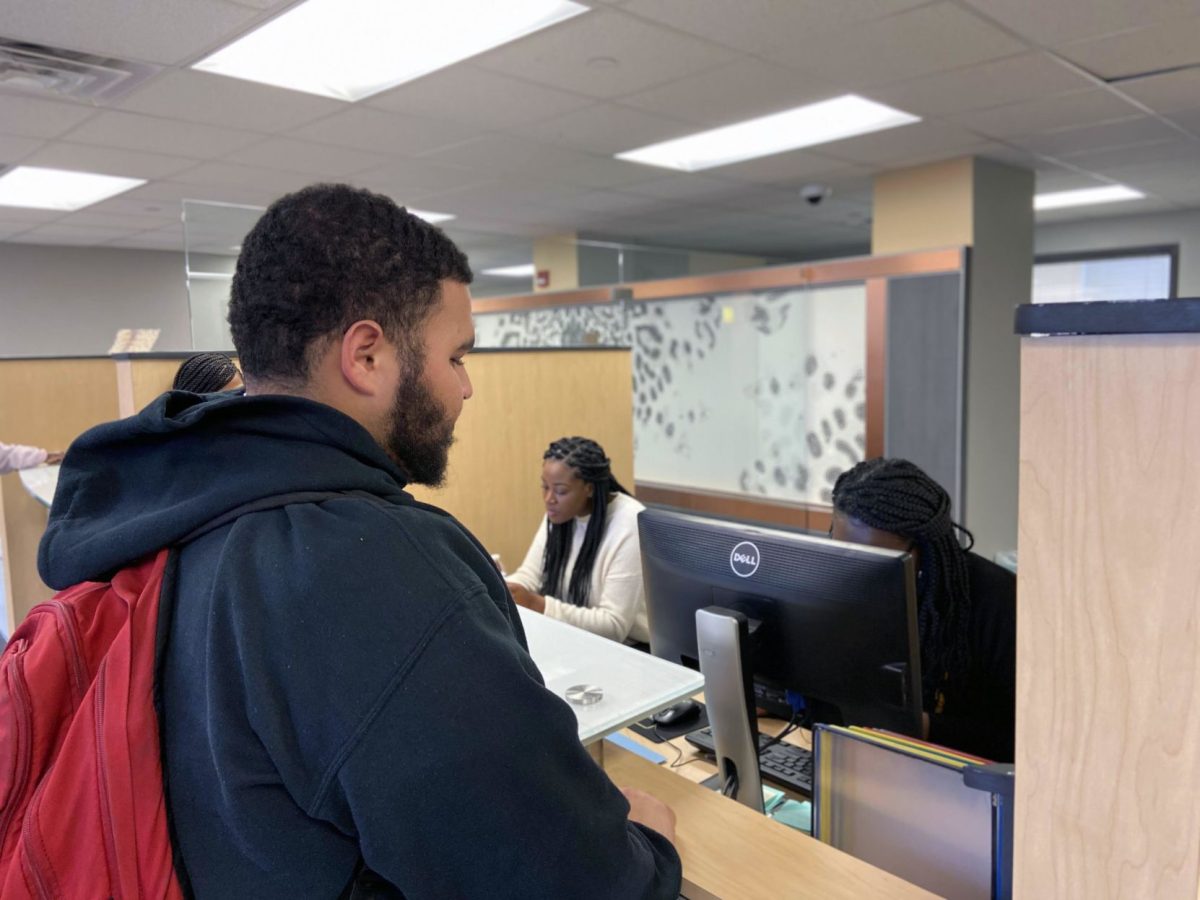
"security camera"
801,184,832,205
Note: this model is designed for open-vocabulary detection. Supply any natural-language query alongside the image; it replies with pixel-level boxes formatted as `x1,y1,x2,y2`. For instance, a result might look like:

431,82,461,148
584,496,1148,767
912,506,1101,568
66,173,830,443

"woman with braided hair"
172,352,244,394
830,457,1016,761
506,436,650,644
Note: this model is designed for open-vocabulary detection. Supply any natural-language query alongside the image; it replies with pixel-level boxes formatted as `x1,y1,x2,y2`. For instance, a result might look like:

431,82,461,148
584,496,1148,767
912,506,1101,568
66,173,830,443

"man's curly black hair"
228,183,473,384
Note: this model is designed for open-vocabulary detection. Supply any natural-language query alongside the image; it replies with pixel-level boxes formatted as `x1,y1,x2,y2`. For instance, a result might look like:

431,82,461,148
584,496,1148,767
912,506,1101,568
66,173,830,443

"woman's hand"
45,451,65,465
507,582,546,614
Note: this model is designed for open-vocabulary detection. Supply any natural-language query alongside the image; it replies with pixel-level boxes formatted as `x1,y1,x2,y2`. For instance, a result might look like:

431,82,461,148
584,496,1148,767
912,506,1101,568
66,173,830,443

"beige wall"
872,158,975,254
1,350,632,628
410,349,633,570
532,233,580,293
0,358,120,630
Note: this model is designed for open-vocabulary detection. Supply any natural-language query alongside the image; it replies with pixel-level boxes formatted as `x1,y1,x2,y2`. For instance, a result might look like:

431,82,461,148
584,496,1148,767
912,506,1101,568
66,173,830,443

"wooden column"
1015,301,1200,898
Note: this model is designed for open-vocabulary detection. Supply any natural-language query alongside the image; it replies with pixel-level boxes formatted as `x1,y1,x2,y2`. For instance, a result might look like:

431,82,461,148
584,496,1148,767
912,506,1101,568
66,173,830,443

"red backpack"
0,549,184,899
0,492,365,899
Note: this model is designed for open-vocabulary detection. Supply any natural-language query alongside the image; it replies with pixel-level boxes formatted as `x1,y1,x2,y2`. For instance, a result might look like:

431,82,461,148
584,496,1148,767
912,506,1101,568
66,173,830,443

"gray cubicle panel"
884,272,966,520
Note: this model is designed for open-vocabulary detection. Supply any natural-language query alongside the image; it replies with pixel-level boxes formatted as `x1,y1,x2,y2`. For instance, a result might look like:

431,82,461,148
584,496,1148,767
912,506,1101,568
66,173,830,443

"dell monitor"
638,507,922,736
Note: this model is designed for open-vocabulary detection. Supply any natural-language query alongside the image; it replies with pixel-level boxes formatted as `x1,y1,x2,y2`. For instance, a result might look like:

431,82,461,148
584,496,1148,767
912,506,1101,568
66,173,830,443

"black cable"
758,710,801,754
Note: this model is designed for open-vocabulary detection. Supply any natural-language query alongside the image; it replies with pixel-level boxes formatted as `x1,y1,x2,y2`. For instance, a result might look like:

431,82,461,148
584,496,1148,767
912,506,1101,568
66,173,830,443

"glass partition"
183,200,261,349
472,282,867,506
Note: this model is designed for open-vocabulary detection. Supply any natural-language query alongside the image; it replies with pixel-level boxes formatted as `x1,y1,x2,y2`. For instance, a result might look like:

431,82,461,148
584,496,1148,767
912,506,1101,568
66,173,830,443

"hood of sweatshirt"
39,391,411,588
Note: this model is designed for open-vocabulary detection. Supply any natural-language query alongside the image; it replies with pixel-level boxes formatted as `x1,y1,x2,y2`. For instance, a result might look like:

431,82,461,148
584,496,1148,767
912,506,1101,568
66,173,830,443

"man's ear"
339,320,391,396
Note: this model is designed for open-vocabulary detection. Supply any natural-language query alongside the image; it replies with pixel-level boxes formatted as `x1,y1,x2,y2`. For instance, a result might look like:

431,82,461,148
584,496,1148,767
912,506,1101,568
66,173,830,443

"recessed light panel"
194,0,589,101
409,208,455,224
1034,185,1144,211
0,166,146,211
483,264,536,277
616,95,920,172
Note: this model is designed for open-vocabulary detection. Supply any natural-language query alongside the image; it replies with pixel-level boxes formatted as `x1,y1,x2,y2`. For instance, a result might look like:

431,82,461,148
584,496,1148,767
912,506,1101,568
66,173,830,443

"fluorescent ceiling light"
193,0,589,102
615,95,920,172
410,208,455,224
1034,185,1144,211
483,264,536,277
0,166,145,211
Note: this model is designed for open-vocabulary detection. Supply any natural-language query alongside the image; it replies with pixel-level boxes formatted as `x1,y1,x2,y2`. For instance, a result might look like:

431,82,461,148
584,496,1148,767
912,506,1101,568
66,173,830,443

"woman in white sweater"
506,436,649,644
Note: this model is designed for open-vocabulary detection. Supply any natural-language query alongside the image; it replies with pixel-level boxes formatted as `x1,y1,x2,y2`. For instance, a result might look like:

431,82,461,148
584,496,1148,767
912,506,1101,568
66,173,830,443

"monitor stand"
694,606,764,814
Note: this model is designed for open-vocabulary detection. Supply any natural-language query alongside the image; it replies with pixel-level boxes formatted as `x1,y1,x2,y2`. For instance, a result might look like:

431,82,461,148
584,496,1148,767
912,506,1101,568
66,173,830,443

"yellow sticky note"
721,306,735,324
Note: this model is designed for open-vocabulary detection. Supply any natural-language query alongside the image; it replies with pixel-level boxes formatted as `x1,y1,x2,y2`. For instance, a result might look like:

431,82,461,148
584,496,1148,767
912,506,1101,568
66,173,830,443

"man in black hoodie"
39,184,682,898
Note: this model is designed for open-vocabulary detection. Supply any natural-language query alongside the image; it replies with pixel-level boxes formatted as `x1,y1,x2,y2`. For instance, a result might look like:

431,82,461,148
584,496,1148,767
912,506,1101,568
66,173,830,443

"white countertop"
18,464,60,509
518,606,703,745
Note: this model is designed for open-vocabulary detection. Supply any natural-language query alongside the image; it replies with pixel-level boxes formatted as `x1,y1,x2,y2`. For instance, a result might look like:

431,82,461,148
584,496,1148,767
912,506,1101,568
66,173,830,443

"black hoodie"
40,392,681,899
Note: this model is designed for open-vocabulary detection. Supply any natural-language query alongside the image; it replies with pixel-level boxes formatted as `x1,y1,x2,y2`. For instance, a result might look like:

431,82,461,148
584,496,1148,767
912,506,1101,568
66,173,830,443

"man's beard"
384,367,455,488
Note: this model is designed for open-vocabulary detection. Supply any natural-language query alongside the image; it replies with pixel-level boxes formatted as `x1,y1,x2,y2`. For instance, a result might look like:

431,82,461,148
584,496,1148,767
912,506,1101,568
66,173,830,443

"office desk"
603,743,937,899
517,607,703,746
18,463,58,509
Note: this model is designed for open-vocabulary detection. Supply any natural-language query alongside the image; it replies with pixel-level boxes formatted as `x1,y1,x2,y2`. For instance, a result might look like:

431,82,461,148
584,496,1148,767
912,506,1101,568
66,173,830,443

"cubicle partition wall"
475,248,968,533
1015,301,1200,899
0,357,121,631
0,348,632,629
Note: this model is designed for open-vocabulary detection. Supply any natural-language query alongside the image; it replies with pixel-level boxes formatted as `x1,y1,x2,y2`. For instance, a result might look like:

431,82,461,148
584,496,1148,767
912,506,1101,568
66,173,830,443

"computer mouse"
652,699,701,727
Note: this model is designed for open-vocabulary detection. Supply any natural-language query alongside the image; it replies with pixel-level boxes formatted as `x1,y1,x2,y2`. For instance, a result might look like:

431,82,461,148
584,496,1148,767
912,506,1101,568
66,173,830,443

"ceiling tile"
951,89,1143,137
0,222,31,240
1035,196,1179,223
15,223,145,245
416,178,588,214
59,209,179,230
1099,156,1200,193
118,179,280,208
0,134,45,164
368,65,594,129
760,3,1029,86
0,94,97,139
288,108,478,157
1016,116,1182,158
222,137,391,177
813,120,990,166
620,58,839,127
471,9,739,99
1032,167,1111,192
958,0,1197,47
713,149,868,185
1056,17,1200,80
20,141,198,178
119,70,342,132
0,0,266,66
1117,69,1200,114
63,110,262,157
424,134,659,188
170,162,315,194
521,103,695,155
620,0,928,55
871,53,1095,117
615,173,749,205
1060,137,1200,174
106,230,188,251
1165,106,1200,135
0,207,64,226
349,159,492,200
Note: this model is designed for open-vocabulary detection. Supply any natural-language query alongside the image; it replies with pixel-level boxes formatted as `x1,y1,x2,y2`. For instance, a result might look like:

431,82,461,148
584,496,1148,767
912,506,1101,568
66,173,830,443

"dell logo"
729,541,761,578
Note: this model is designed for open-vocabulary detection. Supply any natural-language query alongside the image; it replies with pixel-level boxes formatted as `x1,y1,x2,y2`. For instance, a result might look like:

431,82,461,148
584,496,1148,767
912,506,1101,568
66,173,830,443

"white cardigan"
508,492,649,644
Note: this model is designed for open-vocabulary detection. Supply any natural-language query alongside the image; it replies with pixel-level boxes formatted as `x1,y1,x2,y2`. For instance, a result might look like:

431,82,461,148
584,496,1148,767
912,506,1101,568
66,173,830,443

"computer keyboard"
685,726,814,796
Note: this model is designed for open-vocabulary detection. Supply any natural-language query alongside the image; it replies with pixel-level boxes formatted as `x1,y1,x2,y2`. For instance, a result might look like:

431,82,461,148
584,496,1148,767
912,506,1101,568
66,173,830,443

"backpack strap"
175,491,358,547
158,489,404,899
